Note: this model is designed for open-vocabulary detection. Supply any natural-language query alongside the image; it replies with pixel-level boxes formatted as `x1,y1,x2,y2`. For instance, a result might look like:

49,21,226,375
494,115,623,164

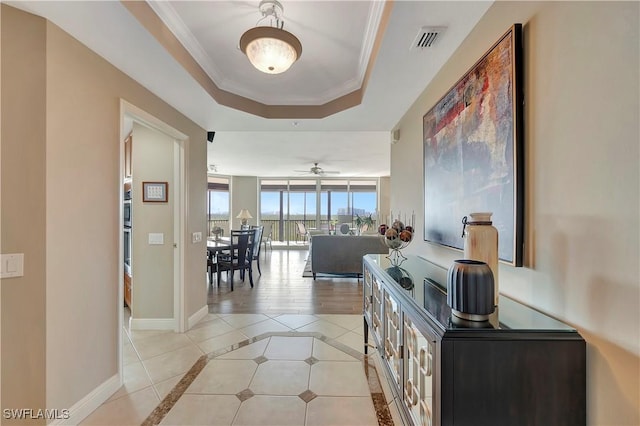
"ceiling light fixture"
239,0,302,74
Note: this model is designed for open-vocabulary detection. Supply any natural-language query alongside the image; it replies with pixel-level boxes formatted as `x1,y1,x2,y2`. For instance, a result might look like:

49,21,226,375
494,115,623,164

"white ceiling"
8,0,493,177
149,0,384,105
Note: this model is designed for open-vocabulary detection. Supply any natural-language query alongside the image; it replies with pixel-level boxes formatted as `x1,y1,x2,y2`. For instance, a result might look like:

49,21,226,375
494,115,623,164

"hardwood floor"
207,249,364,315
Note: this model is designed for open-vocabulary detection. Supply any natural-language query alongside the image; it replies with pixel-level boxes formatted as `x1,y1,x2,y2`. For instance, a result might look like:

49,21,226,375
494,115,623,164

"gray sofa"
310,235,388,279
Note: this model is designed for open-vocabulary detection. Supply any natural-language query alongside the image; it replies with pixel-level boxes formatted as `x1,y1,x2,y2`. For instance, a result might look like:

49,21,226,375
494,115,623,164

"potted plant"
354,214,375,235
329,220,338,234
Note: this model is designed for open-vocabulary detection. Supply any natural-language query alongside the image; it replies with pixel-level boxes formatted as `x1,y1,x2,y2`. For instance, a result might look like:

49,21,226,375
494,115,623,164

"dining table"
207,237,232,256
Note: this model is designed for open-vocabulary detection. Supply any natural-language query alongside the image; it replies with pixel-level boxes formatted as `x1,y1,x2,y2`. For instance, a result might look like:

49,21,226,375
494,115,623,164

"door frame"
118,100,188,378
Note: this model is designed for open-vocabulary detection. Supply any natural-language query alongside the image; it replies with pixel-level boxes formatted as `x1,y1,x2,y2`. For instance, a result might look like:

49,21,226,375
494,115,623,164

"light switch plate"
192,232,202,243
148,233,164,245
1,253,24,278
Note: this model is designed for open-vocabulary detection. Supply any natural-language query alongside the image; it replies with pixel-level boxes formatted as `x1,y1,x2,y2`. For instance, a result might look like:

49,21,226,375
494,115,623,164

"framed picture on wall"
423,24,524,266
143,181,168,203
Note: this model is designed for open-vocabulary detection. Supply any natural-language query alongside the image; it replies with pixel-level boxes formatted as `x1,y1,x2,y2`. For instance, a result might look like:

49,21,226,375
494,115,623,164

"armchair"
262,223,273,251
295,222,308,244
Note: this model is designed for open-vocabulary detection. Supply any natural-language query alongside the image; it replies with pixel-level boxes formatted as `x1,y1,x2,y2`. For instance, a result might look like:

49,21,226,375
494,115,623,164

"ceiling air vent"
412,26,446,50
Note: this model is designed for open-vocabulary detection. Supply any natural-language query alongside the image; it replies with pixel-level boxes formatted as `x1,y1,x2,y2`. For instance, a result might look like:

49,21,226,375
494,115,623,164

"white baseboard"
49,374,121,425
130,317,175,330
187,305,209,330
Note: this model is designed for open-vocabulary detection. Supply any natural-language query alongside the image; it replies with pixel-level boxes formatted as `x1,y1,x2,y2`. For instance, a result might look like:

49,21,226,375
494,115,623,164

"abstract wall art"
423,24,524,265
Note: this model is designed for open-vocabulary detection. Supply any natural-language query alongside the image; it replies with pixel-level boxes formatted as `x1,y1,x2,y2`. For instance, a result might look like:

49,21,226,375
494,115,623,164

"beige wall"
131,123,174,320
391,2,639,425
378,176,390,221
0,1,3,411
1,4,208,416
0,6,46,422
231,176,259,229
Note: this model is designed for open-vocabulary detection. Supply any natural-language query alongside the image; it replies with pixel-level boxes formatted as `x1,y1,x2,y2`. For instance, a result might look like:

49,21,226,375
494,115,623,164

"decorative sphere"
378,224,388,235
405,225,413,233
399,230,413,242
385,228,398,240
391,220,404,232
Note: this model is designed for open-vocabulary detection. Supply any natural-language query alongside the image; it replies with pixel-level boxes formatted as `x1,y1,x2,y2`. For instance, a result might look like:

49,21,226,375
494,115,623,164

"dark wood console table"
362,254,586,426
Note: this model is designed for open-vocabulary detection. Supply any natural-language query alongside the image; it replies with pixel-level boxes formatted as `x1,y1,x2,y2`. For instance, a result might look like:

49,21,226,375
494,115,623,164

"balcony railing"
261,219,325,244
207,217,377,245
208,219,230,238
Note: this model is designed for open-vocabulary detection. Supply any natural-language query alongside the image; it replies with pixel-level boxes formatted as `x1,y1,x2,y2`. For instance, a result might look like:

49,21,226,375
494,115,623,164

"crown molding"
124,0,394,118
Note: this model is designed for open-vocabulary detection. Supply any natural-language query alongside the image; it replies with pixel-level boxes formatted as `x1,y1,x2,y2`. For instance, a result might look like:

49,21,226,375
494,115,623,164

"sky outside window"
208,191,229,218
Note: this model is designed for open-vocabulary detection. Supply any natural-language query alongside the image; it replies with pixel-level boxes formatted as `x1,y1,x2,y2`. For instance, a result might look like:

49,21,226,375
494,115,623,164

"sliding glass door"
207,176,230,237
320,180,349,228
350,180,378,228
288,180,316,244
260,180,286,244
260,178,378,246
260,179,317,245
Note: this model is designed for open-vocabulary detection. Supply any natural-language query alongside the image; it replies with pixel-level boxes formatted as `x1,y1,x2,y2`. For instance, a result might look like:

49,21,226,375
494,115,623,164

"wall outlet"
192,232,202,243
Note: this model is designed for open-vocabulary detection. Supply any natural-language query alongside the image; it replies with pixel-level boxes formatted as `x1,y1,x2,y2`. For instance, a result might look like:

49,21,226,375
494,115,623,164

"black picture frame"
423,24,524,266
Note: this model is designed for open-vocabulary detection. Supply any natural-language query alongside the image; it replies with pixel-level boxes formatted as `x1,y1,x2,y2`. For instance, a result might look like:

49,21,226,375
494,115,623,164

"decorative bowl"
379,219,414,251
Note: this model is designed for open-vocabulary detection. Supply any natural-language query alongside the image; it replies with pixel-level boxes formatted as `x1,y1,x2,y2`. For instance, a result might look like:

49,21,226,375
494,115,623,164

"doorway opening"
118,100,188,382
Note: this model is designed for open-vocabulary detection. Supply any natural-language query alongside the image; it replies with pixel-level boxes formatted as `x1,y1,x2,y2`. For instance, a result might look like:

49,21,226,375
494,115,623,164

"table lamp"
236,209,253,226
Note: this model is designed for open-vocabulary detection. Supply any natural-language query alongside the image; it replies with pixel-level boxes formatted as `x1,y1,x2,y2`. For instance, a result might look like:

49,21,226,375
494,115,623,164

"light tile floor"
80,313,401,425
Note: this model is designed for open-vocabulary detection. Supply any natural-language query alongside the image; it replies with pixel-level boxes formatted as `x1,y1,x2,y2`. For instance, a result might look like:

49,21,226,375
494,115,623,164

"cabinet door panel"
446,340,586,426
404,315,435,426
371,275,383,343
383,290,402,388
363,267,373,320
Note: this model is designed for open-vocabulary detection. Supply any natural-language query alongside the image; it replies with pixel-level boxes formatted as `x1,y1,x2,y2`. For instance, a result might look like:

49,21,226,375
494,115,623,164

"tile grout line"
303,338,316,426
228,336,270,426
139,330,392,426
122,327,162,403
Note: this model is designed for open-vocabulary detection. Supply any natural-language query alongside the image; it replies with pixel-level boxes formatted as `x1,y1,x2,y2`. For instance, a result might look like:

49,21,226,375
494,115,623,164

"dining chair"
216,229,255,290
207,250,217,286
249,225,264,275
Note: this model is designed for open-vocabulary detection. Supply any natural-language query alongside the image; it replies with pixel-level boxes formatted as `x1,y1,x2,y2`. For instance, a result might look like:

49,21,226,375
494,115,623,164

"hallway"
80,250,399,425
208,249,364,315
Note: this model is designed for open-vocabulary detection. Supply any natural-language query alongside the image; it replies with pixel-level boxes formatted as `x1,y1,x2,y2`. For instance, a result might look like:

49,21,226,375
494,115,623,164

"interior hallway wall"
0,6,47,421
1,4,207,419
231,176,259,230
378,176,391,223
390,2,639,424
131,123,175,322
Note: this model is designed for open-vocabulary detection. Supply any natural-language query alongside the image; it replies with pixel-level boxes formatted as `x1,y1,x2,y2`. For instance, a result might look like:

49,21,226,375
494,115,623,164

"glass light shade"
240,26,302,74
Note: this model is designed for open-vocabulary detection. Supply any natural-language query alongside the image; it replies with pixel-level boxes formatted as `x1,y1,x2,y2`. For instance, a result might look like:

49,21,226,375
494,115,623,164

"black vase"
447,259,495,321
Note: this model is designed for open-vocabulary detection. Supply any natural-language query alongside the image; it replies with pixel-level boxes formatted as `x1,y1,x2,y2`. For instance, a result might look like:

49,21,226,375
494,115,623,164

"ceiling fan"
294,162,340,176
